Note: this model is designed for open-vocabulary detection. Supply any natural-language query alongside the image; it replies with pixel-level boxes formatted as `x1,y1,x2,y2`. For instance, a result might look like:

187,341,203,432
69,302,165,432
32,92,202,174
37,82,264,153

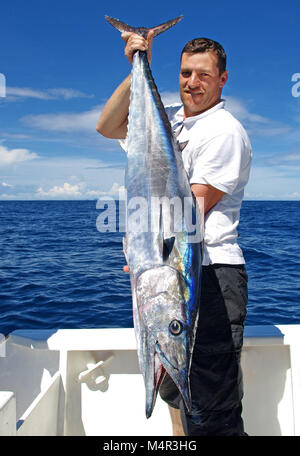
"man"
97,31,252,436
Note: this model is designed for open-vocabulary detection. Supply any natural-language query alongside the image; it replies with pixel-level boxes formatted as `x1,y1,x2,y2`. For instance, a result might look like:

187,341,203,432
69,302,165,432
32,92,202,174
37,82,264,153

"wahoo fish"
105,15,203,418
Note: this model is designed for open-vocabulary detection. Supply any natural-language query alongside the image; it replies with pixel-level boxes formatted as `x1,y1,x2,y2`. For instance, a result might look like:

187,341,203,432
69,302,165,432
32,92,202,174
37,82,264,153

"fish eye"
169,319,183,336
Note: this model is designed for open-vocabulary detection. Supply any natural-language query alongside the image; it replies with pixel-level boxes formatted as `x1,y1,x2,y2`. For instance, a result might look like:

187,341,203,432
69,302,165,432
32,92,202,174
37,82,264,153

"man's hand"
122,30,154,65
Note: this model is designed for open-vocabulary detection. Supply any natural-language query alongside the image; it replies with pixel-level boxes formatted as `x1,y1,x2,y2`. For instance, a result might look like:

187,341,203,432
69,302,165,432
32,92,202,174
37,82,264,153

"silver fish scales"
105,15,203,418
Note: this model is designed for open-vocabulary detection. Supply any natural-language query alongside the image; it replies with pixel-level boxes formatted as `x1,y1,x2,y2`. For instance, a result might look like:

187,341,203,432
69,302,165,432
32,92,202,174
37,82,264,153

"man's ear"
220,70,228,88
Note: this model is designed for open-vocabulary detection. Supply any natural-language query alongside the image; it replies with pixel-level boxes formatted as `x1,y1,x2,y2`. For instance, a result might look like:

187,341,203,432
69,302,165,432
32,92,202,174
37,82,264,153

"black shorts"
159,263,248,436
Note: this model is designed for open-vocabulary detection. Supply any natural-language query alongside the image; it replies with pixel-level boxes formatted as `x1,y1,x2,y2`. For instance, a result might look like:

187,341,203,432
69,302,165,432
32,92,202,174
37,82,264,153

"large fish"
105,15,203,418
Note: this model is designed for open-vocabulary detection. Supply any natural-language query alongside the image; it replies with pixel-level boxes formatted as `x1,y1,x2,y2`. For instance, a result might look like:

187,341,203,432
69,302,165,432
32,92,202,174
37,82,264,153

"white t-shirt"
165,100,252,266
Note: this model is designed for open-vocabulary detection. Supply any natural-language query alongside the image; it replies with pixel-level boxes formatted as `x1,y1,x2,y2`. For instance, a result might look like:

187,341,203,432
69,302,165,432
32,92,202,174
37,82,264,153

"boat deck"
0,325,299,436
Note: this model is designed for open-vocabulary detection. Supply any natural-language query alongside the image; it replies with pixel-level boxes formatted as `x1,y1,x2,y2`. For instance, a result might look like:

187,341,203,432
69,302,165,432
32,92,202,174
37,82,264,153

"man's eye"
181,72,190,77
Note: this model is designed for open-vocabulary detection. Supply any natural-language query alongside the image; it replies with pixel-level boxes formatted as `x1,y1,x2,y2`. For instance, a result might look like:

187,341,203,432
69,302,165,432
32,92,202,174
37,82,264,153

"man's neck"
183,98,222,120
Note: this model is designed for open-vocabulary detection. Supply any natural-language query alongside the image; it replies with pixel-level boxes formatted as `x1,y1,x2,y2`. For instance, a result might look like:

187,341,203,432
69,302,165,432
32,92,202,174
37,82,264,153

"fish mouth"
145,341,191,419
145,352,166,419
155,352,166,386
155,341,192,413
154,353,166,392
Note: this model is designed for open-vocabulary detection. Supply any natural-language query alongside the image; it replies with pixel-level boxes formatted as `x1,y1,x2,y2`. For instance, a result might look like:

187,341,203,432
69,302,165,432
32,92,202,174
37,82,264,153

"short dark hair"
181,38,227,74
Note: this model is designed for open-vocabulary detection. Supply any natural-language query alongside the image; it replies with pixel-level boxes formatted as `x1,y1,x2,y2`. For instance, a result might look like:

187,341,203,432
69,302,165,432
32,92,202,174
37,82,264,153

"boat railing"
0,325,299,436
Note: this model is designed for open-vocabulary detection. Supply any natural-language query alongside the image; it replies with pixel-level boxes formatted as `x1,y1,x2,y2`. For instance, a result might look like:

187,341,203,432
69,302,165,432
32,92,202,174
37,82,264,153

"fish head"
135,264,197,417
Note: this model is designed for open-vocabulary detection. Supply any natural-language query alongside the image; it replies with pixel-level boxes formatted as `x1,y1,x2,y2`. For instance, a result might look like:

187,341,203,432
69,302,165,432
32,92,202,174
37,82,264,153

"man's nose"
188,72,200,88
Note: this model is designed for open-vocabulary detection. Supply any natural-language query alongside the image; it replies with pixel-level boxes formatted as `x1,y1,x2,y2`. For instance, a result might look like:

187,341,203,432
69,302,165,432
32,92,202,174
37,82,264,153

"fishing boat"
0,324,299,436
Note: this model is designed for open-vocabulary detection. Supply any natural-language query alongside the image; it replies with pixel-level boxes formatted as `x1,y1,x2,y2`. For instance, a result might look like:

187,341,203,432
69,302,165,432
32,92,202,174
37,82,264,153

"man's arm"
96,31,154,139
96,74,131,139
191,183,225,214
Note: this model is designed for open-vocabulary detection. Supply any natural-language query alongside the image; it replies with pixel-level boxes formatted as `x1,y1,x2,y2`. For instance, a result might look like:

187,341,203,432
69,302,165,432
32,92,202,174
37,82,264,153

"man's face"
179,51,228,118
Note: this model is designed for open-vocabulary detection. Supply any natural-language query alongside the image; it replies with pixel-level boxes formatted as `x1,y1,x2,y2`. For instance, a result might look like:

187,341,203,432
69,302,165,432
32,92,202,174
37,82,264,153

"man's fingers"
123,265,130,273
121,31,154,65
123,32,149,64
121,31,133,42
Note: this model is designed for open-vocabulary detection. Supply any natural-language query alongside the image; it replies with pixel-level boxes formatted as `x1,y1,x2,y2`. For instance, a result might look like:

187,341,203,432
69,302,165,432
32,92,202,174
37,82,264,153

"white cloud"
37,182,83,198
224,96,268,124
276,152,300,162
0,133,32,140
0,194,14,199
100,182,125,197
264,151,300,166
244,163,300,200
1,182,13,187
0,145,38,166
5,86,93,101
46,88,93,100
21,105,101,133
35,181,126,200
288,192,300,199
85,189,101,197
0,153,126,199
13,156,125,200
225,96,291,137
161,91,181,106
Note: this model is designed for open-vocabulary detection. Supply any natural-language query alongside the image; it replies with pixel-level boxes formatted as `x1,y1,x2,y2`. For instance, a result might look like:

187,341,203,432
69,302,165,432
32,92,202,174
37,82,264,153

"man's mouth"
185,90,204,95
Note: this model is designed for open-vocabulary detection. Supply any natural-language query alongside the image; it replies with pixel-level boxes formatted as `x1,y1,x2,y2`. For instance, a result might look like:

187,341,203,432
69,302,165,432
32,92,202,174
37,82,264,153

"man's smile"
184,90,204,95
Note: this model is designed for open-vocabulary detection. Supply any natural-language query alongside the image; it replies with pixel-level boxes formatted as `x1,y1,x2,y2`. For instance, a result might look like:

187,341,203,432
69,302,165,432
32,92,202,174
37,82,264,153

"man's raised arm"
96,31,154,140
96,74,131,139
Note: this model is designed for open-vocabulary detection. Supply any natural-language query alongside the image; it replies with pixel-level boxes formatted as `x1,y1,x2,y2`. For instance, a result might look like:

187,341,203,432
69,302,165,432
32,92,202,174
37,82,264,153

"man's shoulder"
209,105,250,143
164,101,250,146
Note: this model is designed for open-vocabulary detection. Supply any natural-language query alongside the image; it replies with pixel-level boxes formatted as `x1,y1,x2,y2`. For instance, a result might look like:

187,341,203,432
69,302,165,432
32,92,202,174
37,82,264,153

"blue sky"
0,0,299,200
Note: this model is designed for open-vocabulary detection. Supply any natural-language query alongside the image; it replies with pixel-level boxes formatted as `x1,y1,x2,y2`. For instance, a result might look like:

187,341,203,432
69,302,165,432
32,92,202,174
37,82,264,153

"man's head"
181,38,227,75
179,38,228,118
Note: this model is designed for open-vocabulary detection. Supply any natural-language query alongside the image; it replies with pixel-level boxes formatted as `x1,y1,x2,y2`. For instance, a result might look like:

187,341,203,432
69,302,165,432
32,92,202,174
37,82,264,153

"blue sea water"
0,200,299,336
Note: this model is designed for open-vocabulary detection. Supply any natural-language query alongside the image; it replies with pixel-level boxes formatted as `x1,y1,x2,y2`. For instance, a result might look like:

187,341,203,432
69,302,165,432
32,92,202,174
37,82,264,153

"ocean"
0,200,299,336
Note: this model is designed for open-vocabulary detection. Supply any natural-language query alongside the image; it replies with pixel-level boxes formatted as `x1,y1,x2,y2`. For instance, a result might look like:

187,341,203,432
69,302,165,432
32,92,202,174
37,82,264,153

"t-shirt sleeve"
189,132,247,195
118,138,128,153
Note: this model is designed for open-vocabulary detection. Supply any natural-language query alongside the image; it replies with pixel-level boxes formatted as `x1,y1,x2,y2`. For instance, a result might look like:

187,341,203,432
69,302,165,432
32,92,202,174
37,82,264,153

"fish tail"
105,15,183,38
105,16,137,34
148,16,183,38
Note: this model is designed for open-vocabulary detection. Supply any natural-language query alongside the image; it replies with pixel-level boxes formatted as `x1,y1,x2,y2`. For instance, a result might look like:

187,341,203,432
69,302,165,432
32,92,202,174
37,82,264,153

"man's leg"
180,264,248,436
159,264,248,436
168,406,185,436
159,372,185,435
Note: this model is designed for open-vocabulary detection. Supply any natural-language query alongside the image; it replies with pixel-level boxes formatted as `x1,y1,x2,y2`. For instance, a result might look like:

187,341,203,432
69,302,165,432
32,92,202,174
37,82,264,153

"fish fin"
105,16,137,34
158,202,175,261
163,237,175,261
149,16,183,38
105,15,183,38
